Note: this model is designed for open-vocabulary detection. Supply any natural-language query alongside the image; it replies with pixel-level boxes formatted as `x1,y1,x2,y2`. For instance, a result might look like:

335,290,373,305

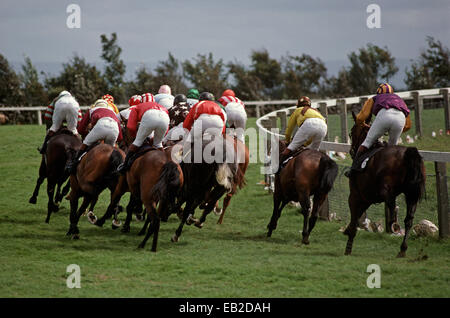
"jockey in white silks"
218,89,247,143
154,84,174,110
39,90,81,154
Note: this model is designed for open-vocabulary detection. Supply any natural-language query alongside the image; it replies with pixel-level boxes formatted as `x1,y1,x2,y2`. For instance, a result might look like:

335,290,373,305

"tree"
0,53,23,105
248,49,283,99
153,53,188,94
100,33,126,103
182,53,229,98
281,54,328,99
125,65,156,97
20,56,47,106
405,36,450,90
44,54,107,105
346,44,398,95
227,61,265,101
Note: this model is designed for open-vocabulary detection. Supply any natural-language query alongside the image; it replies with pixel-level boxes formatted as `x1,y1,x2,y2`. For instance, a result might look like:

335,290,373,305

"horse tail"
403,147,426,202
216,163,235,192
151,161,182,206
317,154,339,194
109,148,124,170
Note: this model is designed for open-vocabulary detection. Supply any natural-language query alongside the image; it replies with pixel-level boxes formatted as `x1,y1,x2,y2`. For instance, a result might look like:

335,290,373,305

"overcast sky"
1,0,449,74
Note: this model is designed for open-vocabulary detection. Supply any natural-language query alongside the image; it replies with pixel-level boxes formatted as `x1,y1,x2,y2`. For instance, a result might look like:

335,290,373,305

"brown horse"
66,143,125,239
267,140,338,244
93,147,184,252
343,112,426,257
29,129,81,223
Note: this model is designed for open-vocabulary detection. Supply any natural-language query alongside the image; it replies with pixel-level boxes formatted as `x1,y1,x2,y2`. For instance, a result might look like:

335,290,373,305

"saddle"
279,146,308,171
352,142,386,172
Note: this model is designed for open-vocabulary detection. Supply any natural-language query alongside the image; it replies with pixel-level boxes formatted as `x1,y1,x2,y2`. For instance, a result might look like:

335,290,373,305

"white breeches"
361,108,406,148
83,117,119,146
225,102,247,142
50,97,80,134
186,114,224,142
163,122,188,142
287,117,327,151
132,109,170,148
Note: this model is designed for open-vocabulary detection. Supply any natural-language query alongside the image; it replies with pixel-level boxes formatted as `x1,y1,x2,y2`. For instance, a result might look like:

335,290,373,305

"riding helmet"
376,83,394,94
199,92,215,101
174,94,187,105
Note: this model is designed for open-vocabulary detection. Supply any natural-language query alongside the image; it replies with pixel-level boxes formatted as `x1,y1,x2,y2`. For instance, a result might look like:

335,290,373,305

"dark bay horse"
66,143,125,239
170,135,237,243
344,112,426,257
29,129,81,223
267,140,338,244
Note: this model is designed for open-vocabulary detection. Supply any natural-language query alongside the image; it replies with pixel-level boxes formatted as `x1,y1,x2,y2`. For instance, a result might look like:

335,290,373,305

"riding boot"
38,130,55,154
277,148,292,174
117,144,139,174
66,145,87,175
345,145,368,178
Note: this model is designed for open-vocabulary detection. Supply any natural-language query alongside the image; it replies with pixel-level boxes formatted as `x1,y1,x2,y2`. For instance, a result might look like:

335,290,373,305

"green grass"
0,118,449,298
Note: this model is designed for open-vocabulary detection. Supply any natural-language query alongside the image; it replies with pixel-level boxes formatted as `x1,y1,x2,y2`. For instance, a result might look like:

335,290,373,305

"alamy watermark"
66,264,81,288
366,264,381,288
66,4,81,29
366,4,381,29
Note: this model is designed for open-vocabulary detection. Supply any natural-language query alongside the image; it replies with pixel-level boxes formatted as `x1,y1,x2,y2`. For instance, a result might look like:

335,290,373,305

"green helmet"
186,88,199,99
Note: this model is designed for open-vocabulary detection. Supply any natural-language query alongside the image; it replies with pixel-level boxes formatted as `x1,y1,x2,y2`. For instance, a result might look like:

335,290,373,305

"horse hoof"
135,214,144,222
71,234,80,240
29,197,37,204
45,218,50,224
112,219,122,229
137,243,145,249
87,211,97,225
302,239,310,245
121,226,130,233
344,250,352,256
194,222,204,229
171,235,179,243
213,207,223,216
397,251,406,258
52,204,59,213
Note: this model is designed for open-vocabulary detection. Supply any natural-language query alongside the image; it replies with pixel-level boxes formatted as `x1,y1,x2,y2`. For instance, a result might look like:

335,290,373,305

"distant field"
0,112,449,298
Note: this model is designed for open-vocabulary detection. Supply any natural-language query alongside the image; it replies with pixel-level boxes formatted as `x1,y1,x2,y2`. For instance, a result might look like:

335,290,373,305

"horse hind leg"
45,179,59,223
304,193,328,245
217,191,234,224
267,192,287,237
344,193,370,255
138,203,157,249
397,197,418,258
299,195,312,245
55,178,71,204
29,158,46,204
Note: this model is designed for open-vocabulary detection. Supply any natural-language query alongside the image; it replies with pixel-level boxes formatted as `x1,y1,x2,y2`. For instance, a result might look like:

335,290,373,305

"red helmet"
102,94,114,104
128,95,142,106
141,93,155,103
297,96,311,107
222,89,235,97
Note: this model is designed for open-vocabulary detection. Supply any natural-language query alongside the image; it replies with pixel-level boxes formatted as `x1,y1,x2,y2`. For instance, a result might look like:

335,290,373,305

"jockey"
218,89,247,142
119,95,142,122
66,99,123,174
154,84,174,110
186,88,200,108
39,90,82,154
345,83,412,177
198,91,228,125
279,96,327,171
101,94,120,115
183,99,226,142
163,94,191,143
117,100,170,174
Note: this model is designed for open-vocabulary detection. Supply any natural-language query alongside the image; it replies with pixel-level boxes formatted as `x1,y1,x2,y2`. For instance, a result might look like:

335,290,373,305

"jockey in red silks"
183,99,226,143
218,89,247,142
117,100,170,174
66,99,123,174
39,90,82,154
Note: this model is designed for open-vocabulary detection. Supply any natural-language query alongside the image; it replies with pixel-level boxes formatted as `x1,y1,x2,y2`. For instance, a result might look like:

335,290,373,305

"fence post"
440,88,450,135
255,105,261,118
319,102,328,141
278,111,287,134
411,91,423,137
435,162,449,238
338,99,348,143
37,110,43,125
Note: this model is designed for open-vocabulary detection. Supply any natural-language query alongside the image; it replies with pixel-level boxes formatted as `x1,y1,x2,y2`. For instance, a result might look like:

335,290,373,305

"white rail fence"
256,87,450,238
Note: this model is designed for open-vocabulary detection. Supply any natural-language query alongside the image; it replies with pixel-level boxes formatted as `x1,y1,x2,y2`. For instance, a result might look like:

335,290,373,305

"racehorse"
66,143,125,239
29,129,81,223
204,135,249,224
343,112,426,257
170,135,237,243
267,140,338,244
